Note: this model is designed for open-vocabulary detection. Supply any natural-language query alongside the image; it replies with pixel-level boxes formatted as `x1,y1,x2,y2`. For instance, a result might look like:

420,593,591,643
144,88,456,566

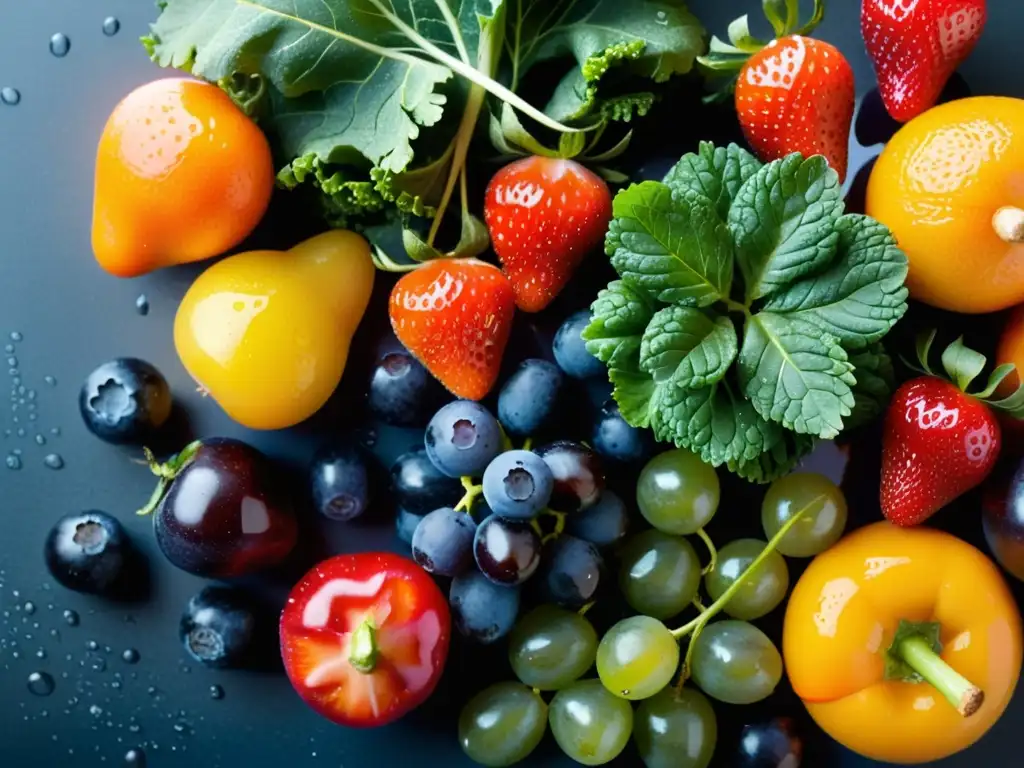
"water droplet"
86,640,98,651
63,610,79,626
23,601,35,614
28,671,55,696
102,17,121,36
5,454,21,470
1,87,20,106
122,648,139,664
89,654,106,672
43,454,64,470
35,435,45,446
51,427,61,437
125,747,146,766
7,357,17,368
3,345,12,354
44,375,56,386
15,428,25,437
36,648,46,659
49,33,71,58
135,295,149,316
209,684,224,700
89,704,104,717
9,332,22,342
179,664,191,674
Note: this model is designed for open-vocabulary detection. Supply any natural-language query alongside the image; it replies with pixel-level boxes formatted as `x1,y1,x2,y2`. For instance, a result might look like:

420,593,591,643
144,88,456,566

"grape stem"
670,494,826,680
454,477,483,513
695,527,717,575
135,441,203,517
540,509,566,544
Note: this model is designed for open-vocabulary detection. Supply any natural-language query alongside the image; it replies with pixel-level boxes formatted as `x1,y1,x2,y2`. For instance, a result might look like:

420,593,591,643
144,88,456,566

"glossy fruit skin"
474,515,542,586
280,552,451,728
784,523,1023,763
861,0,986,123
634,687,717,768
537,535,603,608
597,615,679,701
619,530,701,620
535,441,605,513
982,462,1024,581
411,507,477,577
736,717,803,768
390,449,463,515
92,78,274,277
395,507,424,547
482,450,554,520
79,358,172,444
44,511,128,594
497,359,564,437
450,570,520,644
459,683,547,767
179,586,256,668
549,679,633,766
566,490,629,548
591,400,654,465
553,310,604,379
691,620,783,705
485,156,613,312
425,400,503,478
866,97,1024,313
368,350,447,427
175,231,374,429
390,259,515,400
705,539,789,621
735,36,855,181
637,449,720,535
310,442,371,522
153,438,297,578
508,605,598,691
761,472,847,557
880,378,1000,526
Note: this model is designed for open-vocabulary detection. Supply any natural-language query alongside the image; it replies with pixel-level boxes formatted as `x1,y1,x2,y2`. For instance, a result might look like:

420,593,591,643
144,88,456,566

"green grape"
458,682,547,767
704,539,789,621
508,605,598,690
690,620,782,705
633,687,717,768
637,449,720,535
761,471,847,557
596,615,679,700
549,679,633,766
619,530,701,619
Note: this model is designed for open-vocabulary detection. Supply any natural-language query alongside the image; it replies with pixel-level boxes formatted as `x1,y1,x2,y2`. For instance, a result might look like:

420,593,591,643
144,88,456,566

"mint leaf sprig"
584,142,910,483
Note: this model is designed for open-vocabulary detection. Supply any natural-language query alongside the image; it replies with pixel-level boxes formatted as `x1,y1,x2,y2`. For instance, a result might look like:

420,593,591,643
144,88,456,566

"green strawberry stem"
697,0,825,75
994,206,1024,243
349,619,379,674
136,440,202,517
895,635,983,717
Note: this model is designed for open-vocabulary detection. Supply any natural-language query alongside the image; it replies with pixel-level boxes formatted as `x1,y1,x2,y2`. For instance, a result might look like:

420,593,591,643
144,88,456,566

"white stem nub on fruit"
993,206,1024,244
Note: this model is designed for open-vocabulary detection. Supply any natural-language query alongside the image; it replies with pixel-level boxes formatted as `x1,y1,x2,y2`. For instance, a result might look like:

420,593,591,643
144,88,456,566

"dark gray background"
1,1,1022,766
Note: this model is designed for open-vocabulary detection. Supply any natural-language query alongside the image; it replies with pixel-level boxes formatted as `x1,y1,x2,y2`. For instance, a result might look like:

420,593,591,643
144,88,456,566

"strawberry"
484,156,612,313
879,333,1022,526
862,0,987,123
734,36,855,182
389,258,515,401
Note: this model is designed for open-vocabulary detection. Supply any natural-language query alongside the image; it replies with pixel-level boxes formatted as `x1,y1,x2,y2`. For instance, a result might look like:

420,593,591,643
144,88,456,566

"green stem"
434,0,471,64
723,298,751,317
509,0,522,92
135,441,203,516
897,636,984,717
454,477,484,513
670,494,825,640
692,597,707,612
695,527,717,575
349,619,379,674
427,80,485,246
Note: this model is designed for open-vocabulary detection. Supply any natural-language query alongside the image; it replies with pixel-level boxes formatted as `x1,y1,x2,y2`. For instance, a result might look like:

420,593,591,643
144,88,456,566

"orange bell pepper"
783,522,1022,764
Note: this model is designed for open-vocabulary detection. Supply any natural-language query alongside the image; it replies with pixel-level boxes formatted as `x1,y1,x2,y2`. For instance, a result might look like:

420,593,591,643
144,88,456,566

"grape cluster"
457,452,849,767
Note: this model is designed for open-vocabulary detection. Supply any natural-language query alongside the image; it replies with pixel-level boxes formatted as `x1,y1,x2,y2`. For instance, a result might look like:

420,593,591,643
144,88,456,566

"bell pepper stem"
993,206,1024,243
349,619,379,674
897,635,984,717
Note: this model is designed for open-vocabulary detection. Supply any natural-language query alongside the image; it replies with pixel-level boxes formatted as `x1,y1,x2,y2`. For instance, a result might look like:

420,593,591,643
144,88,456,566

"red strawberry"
484,156,612,312
862,0,987,123
735,36,856,182
389,258,515,401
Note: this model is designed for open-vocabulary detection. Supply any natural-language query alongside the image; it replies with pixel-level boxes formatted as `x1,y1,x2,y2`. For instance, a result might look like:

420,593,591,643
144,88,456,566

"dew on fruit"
1,87,20,106
122,649,140,664
102,17,121,36
28,671,55,696
209,684,224,700
63,610,79,626
49,33,71,57
6,453,22,470
44,454,64,470
135,295,149,316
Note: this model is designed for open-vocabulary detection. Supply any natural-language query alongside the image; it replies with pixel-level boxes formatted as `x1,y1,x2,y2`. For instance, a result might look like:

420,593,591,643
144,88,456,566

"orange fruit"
866,96,1024,313
92,78,274,278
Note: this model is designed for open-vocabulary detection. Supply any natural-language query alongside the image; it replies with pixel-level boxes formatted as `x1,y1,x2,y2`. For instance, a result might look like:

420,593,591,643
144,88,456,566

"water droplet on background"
122,648,139,664
209,684,224,700
24,601,35,614
102,17,121,37
35,434,45,445
0,87,20,106
9,332,22,342
6,454,21,470
89,704,104,717
135,295,149,316
44,454,64,470
44,375,56,386
63,610,79,627
124,747,146,766
51,427,61,437
27,671,55,696
49,33,71,57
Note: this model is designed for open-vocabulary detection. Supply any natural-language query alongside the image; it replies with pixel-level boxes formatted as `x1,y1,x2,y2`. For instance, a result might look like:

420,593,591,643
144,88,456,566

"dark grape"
368,350,446,427
391,449,463,515
983,463,1024,581
536,535,602,608
736,717,803,767
310,442,371,521
566,490,629,548
591,400,654,465
450,570,520,644
474,515,541,586
411,507,476,577
498,359,564,436
553,310,604,379
536,441,605,513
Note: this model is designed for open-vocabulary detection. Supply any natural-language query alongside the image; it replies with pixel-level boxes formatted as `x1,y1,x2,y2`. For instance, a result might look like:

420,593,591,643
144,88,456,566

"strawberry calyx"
903,330,1024,419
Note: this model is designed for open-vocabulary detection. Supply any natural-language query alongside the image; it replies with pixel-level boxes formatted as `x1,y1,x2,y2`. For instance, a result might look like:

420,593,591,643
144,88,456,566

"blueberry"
482,450,554,520
553,311,604,379
44,511,128,594
411,507,477,576
536,535,603,608
395,507,424,546
79,358,171,444
497,359,563,437
425,401,502,478
566,490,629,547
736,717,803,767
391,449,463,514
591,400,655,464
449,570,520,644
310,442,371,521
368,350,446,427
179,586,256,668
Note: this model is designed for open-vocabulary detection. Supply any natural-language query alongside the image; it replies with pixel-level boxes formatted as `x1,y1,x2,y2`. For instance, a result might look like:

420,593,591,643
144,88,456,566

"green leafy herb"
586,146,909,482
